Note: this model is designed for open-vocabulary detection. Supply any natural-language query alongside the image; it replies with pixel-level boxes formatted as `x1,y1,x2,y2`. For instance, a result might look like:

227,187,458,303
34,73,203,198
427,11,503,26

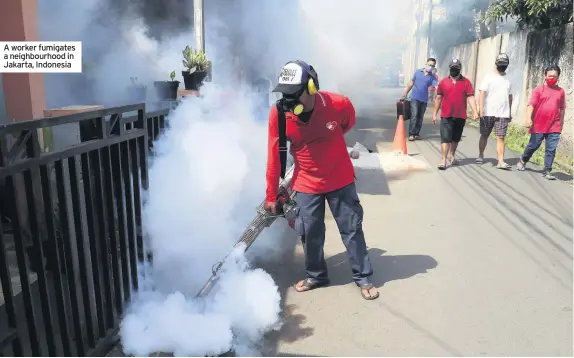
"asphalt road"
260,87,573,357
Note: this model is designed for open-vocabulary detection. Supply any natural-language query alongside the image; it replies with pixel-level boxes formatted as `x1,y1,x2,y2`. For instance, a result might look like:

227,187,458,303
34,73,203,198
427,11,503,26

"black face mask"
496,64,508,72
280,87,305,113
449,68,461,77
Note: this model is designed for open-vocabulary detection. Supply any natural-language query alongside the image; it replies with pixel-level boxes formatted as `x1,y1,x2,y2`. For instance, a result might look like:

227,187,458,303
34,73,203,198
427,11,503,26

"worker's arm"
560,90,566,127
403,72,417,97
466,80,478,119
433,81,443,119
508,94,513,119
340,97,357,134
477,77,488,117
526,87,541,127
478,91,486,117
265,106,281,203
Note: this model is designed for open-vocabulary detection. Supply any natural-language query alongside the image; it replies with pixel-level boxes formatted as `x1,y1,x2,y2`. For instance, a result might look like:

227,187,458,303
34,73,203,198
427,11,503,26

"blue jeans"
294,183,373,286
521,133,561,173
409,98,428,136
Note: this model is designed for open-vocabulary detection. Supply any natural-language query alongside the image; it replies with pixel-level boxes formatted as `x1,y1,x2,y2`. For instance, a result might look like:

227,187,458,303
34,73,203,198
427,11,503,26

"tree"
484,0,573,29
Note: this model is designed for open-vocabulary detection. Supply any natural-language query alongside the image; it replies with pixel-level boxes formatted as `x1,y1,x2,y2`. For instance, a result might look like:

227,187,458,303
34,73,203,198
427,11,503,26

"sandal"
497,162,511,170
437,164,446,170
294,278,329,292
359,283,380,300
449,158,459,166
475,157,483,164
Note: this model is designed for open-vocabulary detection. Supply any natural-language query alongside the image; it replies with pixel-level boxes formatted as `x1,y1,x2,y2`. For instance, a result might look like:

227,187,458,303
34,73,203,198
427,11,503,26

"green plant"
182,45,210,73
169,71,176,81
483,0,573,30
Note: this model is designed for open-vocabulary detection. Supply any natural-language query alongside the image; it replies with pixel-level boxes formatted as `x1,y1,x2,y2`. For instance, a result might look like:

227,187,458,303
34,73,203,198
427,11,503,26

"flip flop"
476,157,484,164
497,162,511,170
437,164,446,170
294,278,329,292
450,159,459,166
359,283,380,300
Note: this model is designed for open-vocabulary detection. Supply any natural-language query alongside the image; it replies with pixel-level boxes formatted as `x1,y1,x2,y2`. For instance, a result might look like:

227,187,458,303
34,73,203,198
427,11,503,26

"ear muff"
307,77,318,95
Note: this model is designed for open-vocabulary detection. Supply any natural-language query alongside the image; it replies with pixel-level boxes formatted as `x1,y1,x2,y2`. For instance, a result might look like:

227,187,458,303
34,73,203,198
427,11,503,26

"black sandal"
359,283,380,300
294,278,329,292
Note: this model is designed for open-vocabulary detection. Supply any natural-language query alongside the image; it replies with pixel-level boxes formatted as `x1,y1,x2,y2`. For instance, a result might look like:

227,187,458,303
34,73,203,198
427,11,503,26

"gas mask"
280,87,306,115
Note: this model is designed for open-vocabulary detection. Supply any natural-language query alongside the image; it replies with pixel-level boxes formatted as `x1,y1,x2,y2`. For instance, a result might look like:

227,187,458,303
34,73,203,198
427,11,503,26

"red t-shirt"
266,91,356,202
529,84,566,134
437,76,474,119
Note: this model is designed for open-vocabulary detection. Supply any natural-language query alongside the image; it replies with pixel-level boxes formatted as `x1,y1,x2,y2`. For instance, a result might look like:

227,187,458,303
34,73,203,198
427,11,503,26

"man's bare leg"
449,142,459,161
441,143,449,167
496,136,506,165
478,134,488,160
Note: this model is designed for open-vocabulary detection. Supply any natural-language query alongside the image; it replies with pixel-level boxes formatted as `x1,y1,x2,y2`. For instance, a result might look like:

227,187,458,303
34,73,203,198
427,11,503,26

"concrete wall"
438,41,479,84
437,23,574,161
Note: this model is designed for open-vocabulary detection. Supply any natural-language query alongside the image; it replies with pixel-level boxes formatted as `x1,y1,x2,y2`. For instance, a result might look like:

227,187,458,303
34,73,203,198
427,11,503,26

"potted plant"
153,71,180,101
128,77,147,103
181,45,210,91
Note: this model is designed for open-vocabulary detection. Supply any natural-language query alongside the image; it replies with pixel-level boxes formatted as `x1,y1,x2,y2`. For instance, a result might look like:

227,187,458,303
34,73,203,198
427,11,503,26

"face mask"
496,65,508,72
449,68,460,77
426,66,434,72
546,78,558,87
281,88,305,114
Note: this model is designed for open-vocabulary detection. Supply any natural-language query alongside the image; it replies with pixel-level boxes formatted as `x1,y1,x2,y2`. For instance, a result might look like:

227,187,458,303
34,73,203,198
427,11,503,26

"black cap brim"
272,83,303,95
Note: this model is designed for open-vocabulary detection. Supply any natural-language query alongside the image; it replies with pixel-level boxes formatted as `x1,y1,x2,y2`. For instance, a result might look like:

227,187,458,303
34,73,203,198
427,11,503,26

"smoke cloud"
38,0,410,355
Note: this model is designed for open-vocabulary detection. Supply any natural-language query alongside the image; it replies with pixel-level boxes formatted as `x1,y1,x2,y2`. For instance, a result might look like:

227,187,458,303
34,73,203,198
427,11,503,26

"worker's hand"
264,201,279,214
432,113,438,125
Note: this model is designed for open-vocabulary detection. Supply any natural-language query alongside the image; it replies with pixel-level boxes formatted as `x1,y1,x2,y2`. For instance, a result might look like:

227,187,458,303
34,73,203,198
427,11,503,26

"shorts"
480,116,511,137
440,117,466,144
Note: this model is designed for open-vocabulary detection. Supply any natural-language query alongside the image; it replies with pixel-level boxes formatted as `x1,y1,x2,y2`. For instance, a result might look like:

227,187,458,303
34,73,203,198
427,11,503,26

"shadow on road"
354,167,391,195
326,248,438,289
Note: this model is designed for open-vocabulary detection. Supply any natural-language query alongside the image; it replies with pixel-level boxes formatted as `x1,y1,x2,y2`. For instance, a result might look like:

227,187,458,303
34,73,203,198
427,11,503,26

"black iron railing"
0,104,169,356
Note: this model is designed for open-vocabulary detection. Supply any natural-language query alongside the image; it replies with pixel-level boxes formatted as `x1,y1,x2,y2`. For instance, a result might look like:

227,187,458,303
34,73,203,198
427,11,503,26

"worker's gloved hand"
264,201,279,214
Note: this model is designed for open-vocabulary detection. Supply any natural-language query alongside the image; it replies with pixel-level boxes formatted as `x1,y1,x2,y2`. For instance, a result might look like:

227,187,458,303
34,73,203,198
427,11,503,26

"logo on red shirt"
326,121,338,131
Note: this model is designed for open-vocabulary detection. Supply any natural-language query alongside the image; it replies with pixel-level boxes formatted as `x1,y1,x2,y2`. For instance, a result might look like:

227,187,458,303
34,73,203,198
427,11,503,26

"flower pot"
154,81,180,101
128,85,147,103
182,70,208,91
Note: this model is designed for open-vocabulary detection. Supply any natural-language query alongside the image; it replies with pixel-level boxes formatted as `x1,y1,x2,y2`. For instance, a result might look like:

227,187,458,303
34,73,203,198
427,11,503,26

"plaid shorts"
480,116,511,137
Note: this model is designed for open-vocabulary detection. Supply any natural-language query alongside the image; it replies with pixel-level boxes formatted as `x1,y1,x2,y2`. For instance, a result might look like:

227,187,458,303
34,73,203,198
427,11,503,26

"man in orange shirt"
264,60,378,300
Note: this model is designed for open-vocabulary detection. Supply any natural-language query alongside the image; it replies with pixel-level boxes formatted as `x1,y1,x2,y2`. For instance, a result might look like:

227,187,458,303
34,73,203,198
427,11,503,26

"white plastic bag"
348,142,369,159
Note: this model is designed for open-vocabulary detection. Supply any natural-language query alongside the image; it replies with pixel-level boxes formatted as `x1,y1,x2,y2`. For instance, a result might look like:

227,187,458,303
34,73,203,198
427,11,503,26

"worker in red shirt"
433,58,479,170
517,64,566,180
264,60,379,300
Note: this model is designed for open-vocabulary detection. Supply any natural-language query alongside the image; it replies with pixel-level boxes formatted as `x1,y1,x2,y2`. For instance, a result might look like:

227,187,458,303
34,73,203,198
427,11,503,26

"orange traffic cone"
392,114,408,155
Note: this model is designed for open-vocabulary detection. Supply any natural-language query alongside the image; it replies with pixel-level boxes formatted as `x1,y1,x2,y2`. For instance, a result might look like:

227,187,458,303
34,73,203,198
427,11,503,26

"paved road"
260,88,573,356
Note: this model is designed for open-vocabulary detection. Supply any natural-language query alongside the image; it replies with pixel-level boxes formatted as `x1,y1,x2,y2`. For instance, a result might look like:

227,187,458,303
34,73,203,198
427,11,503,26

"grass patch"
466,119,573,175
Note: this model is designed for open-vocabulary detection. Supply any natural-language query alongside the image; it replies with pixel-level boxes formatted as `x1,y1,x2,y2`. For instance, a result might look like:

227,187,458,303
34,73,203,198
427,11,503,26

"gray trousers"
293,182,373,286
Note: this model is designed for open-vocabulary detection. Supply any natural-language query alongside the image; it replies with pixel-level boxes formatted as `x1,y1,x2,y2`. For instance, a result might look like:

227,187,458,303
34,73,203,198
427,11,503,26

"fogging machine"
195,165,297,298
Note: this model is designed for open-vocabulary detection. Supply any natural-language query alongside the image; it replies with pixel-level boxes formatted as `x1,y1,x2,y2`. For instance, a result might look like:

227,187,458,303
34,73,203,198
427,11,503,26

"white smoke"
37,0,411,355
118,85,288,356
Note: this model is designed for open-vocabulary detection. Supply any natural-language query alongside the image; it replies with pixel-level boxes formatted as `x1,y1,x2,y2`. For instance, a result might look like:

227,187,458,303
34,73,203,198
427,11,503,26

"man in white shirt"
476,54,513,169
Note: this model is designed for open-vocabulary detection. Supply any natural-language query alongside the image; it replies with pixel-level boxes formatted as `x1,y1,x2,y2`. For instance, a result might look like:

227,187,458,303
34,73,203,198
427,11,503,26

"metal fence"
0,104,169,356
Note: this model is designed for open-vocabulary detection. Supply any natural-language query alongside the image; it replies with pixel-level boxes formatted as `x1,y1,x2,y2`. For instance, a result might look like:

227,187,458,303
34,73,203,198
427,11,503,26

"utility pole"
194,0,205,52
427,0,433,59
